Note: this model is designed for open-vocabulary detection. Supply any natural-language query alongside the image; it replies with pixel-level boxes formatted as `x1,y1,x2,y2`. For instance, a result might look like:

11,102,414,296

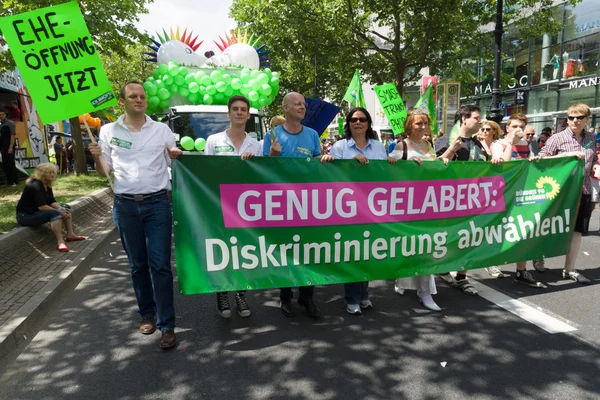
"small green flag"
343,69,366,108
415,84,438,137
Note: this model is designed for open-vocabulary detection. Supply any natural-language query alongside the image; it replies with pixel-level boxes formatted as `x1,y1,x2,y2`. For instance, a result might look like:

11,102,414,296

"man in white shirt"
89,81,182,349
204,95,260,318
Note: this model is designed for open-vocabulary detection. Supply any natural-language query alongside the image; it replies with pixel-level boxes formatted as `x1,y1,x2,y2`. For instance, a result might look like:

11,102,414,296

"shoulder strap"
402,140,408,160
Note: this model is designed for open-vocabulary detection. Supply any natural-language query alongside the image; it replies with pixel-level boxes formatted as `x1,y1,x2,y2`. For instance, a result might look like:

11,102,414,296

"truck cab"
167,105,265,145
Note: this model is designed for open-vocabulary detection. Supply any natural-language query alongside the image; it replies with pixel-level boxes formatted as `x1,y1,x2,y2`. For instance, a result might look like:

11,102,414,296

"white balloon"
157,40,207,67
214,43,260,70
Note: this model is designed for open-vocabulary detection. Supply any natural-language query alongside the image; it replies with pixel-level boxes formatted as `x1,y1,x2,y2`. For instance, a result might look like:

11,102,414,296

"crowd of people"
13,79,596,350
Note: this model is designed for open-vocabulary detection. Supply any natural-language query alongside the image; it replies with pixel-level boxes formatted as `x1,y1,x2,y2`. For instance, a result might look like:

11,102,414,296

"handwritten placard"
301,98,340,136
374,83,407,135
0,1,117,124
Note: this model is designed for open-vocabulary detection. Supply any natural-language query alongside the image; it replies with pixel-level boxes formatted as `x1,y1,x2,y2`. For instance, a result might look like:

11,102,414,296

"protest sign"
172,156,583,294
374,83,407,135
0,1,117,124
301,98,340,136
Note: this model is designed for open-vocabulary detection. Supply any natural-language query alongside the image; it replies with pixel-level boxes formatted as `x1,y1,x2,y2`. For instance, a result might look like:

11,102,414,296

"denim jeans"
16,209,62,226
344,281,369,305
112,192,175,331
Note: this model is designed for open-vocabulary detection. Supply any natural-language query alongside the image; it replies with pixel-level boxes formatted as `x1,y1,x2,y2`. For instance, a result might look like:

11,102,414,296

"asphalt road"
1,218,600,400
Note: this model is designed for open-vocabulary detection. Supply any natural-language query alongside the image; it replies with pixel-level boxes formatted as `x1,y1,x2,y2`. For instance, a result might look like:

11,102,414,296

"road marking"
469,279,577,334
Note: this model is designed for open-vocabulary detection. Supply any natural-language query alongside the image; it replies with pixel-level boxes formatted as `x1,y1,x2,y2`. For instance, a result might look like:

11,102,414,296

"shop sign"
515,90,527,105
566,76,599,90
474,75,528,96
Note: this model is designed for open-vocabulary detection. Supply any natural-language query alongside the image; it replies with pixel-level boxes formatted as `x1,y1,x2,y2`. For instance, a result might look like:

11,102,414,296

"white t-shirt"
204,130,261,156
99,115,175,194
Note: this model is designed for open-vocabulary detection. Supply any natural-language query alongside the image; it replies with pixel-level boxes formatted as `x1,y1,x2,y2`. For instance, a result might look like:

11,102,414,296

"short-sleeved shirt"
16,179,56,214
539,127,598,194
491,139,530,160
98,115,176,195
0,118,16,151
435,134,489,161
262,125,321,158
329,138,387,160
204,130,261,156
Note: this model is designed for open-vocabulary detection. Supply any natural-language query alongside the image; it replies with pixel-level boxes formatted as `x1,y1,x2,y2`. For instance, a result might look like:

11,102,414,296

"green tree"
230,0,580,107
0,0,151,175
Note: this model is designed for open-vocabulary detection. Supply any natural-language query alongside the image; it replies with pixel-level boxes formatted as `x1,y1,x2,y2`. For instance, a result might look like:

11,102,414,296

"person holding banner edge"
89,81,183,349
205,95,261,318
434,105,488,295
321,107,388,314
263,92,323,319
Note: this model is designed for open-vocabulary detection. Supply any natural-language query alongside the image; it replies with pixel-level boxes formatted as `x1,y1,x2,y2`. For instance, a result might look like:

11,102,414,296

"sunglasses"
482,127,493,132
567,115,587,121
349,117,368,123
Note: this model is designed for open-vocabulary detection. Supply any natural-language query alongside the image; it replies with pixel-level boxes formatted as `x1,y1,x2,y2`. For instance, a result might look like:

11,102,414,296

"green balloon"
257,73,269,85
179,87,190,97
162,74,174,86
259,96,270,107
251,81,261,91
210,70,222,82
215,81,227,93
178,66,189,76
206,85,217,95
180,136,195,151
144,81,156,93
198,86,206,96
231,78,242,90
259,84,272,96
203,94,214,105
195,138,206,151
247,79,256,88
240,84,251,95
263,68,272,77
148,96,160,107
159,99,170,109
185,73,196,84
188,92,200,104
168,60,180,68
215,93,225,103
248,90,259,102
241,73,251,84
155,79,164,89
224,86,234,97
174,75,185,86
271,71,280,79
158,88,171,100
152,69,161,79
270,77,280,85
250,69,260,78
189,82,200,93
158,64,169,75
200,75,212,86
222,74,232,84
170,85,178,95
168,64,179,77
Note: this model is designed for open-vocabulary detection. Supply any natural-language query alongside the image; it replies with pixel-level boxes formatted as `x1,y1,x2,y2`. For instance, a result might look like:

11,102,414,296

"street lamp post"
487,0,504,123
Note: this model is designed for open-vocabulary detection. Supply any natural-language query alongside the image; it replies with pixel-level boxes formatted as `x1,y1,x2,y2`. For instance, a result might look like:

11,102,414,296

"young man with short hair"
204,95,260,318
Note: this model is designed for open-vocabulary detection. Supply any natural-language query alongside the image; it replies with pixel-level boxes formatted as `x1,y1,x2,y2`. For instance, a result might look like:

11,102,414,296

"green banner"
0,1,117,124
173,156,583,294
374,83,407,135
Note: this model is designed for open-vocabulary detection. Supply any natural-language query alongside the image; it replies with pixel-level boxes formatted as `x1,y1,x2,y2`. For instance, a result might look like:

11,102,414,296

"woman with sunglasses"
388,110,449,311
321,107,387,315
478,121,502,156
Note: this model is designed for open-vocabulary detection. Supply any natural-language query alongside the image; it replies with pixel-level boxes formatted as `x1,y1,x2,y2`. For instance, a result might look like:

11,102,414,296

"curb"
0,188,117,367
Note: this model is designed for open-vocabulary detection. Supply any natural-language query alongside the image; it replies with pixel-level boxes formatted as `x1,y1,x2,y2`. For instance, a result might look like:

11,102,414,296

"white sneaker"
394,284,405,296
359,299,373,309
486,266,506,278
346,304,362,315
417,293,441,311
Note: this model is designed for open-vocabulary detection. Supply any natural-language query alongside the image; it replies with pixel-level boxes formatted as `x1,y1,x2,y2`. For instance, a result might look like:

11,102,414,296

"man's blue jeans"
344,282,369,305
112,192,175,331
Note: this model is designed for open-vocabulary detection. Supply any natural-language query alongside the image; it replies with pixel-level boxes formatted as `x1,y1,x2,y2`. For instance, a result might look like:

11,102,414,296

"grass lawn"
0,173,110,234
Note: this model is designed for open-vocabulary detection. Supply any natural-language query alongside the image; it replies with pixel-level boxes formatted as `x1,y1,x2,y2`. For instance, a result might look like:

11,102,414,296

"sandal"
454,278,478,296
57,244,69,252
66,236,86,242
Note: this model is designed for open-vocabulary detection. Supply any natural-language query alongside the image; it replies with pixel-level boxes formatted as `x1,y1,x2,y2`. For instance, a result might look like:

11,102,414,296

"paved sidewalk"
0,187,116,364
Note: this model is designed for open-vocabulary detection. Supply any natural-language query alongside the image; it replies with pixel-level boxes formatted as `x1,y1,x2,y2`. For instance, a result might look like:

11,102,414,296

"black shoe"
298,298,322,319
514,270,546,288
216,292,232,318
280,299,295,317
235,292,251,317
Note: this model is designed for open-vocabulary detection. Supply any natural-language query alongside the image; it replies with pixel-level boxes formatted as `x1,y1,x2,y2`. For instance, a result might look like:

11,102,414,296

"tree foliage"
230,0,580,106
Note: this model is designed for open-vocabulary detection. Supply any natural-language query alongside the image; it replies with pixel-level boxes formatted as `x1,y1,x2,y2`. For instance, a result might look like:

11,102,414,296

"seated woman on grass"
15,163,85,252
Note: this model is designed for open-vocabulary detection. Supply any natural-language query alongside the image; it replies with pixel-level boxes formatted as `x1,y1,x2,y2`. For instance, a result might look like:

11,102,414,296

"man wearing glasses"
538,103,597,284
263,92,323,319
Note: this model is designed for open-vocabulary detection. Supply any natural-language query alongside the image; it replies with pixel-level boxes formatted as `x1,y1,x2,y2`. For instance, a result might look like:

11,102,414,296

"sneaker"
532,258,545,273
486,266,506,278
439,272,456,285
216,292,232,318
562,269,591,285
514,270,545,288
235,292,251,317
359,299,373,309
346,304,361,315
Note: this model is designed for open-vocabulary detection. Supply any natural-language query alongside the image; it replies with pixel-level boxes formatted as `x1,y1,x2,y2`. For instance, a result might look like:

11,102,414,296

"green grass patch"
0,173,110,234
